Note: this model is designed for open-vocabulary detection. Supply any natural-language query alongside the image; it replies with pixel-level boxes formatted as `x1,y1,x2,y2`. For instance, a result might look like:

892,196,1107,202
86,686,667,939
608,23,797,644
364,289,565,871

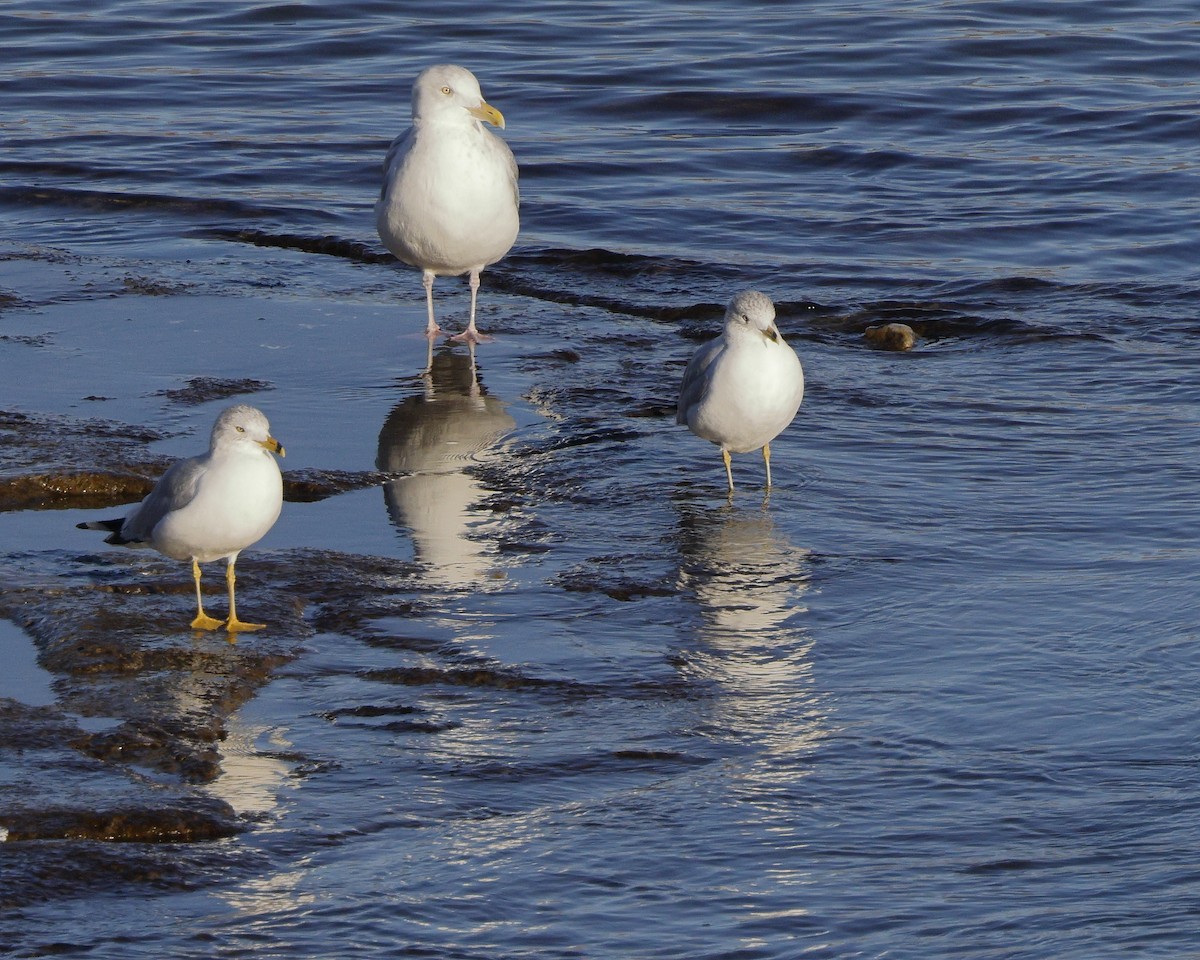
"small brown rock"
864,322,917,351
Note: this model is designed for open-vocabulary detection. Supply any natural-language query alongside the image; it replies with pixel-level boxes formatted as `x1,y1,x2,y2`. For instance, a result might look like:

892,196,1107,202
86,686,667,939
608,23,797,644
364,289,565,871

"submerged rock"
3,798,242,843
864,322,918,351
0,409,171,511
0,469,167,512
153,376,274,406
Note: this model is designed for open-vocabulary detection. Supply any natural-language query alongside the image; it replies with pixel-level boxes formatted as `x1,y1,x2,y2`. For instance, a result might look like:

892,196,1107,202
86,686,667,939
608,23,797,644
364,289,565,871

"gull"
78,404,285,633
677,290,805,493
376,64,520,344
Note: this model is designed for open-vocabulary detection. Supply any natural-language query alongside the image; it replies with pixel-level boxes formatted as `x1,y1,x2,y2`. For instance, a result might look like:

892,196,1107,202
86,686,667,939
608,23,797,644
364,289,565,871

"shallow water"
2,1,1200,957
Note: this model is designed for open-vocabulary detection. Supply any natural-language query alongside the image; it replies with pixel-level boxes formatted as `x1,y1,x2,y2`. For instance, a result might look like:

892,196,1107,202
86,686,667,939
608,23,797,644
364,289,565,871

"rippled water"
2,1,1199,957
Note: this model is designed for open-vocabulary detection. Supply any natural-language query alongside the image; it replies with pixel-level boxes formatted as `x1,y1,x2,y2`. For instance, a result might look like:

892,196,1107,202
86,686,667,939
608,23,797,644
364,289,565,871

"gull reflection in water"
205,711,293,819
211,713,316,922
168,640,293,820
675,501,824,760
376,345,516,586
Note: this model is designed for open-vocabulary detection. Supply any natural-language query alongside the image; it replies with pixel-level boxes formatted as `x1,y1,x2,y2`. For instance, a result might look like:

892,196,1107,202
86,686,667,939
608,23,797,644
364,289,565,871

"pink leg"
423,269,441,339
449,268,493,344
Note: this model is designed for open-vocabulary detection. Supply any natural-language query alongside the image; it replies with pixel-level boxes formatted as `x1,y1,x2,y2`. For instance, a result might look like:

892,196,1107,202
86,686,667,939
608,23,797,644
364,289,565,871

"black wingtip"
78,517,125,537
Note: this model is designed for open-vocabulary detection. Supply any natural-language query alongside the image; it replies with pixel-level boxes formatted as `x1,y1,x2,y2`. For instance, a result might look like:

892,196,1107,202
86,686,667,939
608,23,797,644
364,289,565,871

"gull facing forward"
376,64,520,344
677,291,805,493
78,404,285,633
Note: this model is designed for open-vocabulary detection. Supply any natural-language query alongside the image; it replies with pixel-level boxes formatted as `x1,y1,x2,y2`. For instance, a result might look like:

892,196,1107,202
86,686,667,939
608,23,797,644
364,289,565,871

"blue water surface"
1,1,1199,957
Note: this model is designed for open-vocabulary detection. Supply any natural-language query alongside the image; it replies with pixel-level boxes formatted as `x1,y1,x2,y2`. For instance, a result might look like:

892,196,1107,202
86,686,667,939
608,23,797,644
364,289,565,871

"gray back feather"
119,455,205,543
676,337,725,424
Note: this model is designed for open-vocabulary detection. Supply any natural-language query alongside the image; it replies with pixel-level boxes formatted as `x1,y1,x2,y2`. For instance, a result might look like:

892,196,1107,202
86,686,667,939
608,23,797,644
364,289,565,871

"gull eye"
440,85,452,96
236,426,246,433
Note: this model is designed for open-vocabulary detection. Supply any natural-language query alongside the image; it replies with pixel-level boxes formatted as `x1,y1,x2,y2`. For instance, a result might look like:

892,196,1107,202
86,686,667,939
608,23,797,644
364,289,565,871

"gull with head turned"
78,404,285,634
677,290,805,494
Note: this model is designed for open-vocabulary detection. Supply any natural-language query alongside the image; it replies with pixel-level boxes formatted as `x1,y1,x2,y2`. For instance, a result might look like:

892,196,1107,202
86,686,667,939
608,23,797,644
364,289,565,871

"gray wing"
118,455,206,543
379,128,415,200
497,135,520,208
676,337,724,424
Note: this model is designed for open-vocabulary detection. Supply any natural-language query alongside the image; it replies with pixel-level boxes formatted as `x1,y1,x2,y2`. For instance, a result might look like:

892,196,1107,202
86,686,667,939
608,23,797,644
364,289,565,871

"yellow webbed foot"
224,618,266,633
191,613,226,631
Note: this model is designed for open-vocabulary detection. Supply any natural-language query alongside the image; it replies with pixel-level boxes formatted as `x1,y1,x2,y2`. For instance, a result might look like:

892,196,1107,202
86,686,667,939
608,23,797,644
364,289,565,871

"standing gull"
78,404,285,633
376,64,520,344
677,290,805,493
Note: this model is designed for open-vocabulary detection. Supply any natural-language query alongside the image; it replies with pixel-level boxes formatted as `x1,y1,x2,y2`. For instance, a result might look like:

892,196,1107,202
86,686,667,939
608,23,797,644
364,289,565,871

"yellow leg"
189,559,224,631
722,448,735,494
223,557,265,633
763,442,773,489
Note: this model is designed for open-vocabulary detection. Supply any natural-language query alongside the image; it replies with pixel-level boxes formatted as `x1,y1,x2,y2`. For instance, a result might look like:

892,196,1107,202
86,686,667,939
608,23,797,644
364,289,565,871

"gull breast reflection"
678,504,811,640
675,502,825,763
376,346,516,586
